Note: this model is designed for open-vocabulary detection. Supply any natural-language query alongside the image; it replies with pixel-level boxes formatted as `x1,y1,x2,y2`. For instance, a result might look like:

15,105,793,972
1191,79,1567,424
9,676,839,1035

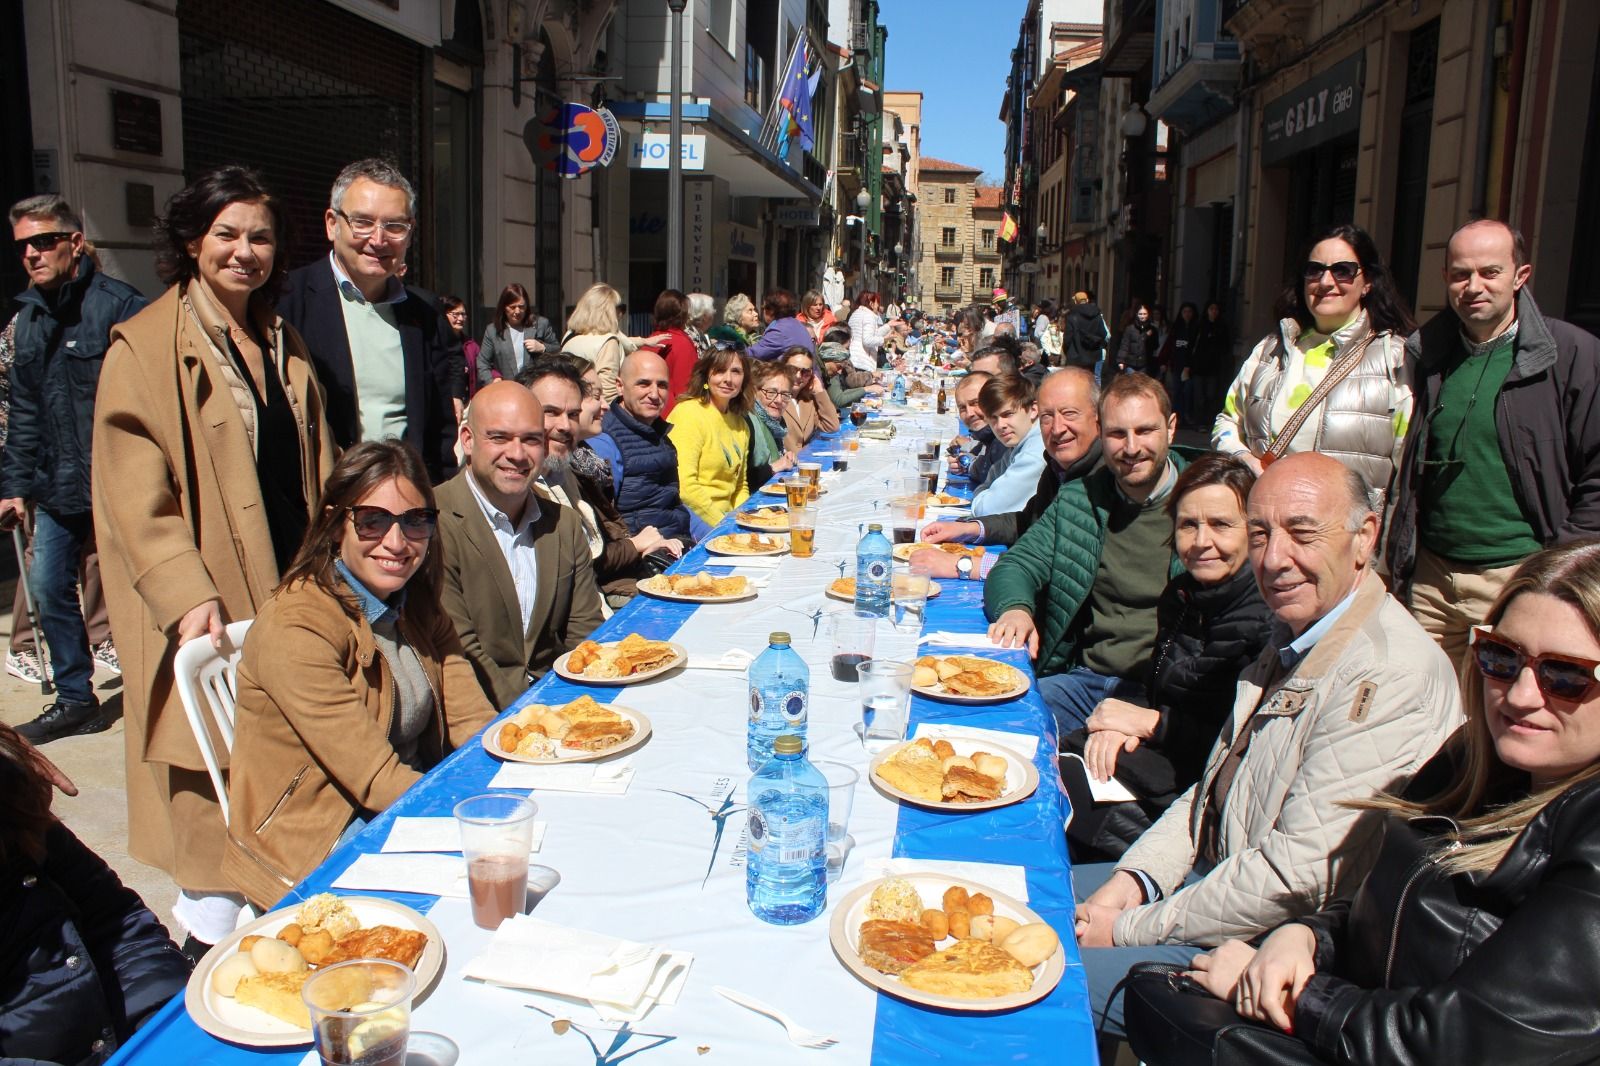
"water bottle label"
771,816,823,864
782,690,807,726
748,688,762,724
746,809,768,854
865,559,889,582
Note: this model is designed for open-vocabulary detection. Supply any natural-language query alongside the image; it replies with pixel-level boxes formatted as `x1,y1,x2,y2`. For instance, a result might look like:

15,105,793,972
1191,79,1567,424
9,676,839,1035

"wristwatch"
956,555,975,581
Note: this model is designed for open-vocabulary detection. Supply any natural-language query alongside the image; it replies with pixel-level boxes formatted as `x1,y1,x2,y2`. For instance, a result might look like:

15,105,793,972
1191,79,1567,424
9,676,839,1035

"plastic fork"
713,985,839,1049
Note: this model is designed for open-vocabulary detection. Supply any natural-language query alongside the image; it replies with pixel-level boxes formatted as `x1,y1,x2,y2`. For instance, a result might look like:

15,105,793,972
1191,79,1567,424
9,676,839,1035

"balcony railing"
973,243,1000,260
933,242,965,260
934,285,965,301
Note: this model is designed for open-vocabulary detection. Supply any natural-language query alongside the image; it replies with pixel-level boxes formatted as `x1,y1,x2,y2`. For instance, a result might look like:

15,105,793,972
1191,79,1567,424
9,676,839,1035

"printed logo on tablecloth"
656,774,745,889
527,1004,678,1063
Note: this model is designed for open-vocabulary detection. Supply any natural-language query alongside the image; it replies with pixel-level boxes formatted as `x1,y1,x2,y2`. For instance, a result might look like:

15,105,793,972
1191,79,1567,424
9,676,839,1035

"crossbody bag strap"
1264,331,1377,461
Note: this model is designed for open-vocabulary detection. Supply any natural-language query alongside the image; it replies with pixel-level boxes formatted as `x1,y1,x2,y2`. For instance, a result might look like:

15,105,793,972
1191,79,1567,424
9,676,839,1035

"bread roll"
250,937,308,974
999,923,1060,967
940,755,976,773
973,754,1008,781
211,953,258,997
912,665,939,688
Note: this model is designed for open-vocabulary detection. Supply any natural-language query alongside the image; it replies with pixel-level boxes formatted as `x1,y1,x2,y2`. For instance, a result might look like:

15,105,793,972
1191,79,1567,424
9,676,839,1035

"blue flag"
778,38,814,151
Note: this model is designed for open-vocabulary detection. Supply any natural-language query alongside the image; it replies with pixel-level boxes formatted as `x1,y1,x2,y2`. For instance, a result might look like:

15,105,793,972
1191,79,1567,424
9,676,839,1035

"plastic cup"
890,496,920,545
895,563,933,627
789,506,817,558
784,477,810,511
897,478,927,517
454,794,538,930
813,761,859,883
799,462,822,500
858,660,914,743
829,610,878,682
303,959,414,1066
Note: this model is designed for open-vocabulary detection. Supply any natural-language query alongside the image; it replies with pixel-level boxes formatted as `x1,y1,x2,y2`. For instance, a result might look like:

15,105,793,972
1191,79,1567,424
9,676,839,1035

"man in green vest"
1386,219,1600,670
986,372,1184,740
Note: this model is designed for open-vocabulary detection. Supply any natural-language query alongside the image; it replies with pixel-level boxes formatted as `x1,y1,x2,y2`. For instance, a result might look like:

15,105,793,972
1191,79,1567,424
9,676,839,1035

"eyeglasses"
1470,625,1600,702
348,505,439,541
757,387,793,402
1303,260,1362,285
335,210,414,240
14,232,73,254
788,366,813,377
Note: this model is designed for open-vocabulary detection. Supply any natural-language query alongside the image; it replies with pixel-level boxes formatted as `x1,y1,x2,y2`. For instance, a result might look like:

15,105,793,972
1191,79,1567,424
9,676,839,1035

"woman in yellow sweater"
666,349,752,525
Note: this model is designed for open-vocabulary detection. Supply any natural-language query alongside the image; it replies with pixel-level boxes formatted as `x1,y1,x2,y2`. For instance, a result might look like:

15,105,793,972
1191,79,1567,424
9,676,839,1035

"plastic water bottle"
747,632,809,771
855,523,893,617
746,734,828,925
892,373,907,404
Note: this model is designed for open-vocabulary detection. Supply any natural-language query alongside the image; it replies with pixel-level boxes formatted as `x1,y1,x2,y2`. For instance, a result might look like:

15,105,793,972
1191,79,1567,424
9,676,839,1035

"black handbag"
1122,963,1324,1066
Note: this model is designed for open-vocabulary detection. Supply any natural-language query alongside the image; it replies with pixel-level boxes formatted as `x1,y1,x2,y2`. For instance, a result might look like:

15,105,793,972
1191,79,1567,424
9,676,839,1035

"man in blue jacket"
587,349,703,544
2,195,147,742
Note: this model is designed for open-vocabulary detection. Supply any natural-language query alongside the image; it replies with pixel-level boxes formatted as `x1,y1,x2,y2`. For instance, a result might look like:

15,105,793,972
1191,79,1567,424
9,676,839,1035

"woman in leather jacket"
1146,539,1600,1064
1061,455,1273,861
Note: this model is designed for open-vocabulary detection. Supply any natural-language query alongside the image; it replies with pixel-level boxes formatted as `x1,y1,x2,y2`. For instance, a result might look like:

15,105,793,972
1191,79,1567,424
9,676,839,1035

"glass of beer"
303,959,415,1066
789,506,817,558
784,476,810,511
799,462,822,500
454,793,538,930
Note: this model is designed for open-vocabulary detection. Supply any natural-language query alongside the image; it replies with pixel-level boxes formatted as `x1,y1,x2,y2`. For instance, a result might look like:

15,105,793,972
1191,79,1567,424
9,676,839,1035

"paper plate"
912,656,1030,704
758,482,826,497
892,542,982,564
867,737,1038,811
829,874,1064,1012
636,574,759,604
734,507,791,533
482,703,652,764
185,896,445,1047
552,640,687,686
824,578,943,603
704,534,789,557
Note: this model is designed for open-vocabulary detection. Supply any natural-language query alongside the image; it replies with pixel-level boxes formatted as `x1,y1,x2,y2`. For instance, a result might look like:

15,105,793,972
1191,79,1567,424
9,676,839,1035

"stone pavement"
0,577,183,937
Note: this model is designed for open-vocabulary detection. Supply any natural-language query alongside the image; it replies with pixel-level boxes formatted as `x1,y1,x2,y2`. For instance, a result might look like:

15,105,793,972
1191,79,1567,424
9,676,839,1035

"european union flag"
778,38,814,151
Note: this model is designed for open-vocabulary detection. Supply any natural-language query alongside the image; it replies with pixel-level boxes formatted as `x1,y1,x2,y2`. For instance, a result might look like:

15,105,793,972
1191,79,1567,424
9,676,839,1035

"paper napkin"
381,816,547,854
488,760,635,795
920,631,1007,651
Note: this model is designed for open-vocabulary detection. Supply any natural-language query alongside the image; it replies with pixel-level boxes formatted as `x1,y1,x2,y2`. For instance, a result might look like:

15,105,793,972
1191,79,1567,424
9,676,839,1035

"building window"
707,0,735,54
981,228,995,249
940,266,956,286
944,187,955,204
744,43,765,110
980,267,994,288
941,227,956,246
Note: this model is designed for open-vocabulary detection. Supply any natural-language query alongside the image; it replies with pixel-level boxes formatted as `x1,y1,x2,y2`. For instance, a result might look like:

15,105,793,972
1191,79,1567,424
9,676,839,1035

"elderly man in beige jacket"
1071,451,1462,1041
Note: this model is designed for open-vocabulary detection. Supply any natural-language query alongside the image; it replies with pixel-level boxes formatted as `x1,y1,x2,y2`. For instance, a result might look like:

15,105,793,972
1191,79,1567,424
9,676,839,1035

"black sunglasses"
1303,260,1362,285
348,505,439,541
1470,626,1600,702
15,232,73,254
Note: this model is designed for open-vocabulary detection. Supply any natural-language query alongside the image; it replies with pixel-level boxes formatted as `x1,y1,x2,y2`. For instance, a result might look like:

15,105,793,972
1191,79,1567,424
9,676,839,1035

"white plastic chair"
173,618,254,827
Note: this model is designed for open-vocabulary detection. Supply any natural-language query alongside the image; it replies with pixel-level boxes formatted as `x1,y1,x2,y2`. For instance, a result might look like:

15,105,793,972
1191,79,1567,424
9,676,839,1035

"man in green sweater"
987,373,1184,738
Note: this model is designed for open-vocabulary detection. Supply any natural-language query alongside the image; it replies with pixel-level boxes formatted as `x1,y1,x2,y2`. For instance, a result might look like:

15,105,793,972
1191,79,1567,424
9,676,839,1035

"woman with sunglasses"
745,361,799,491
780,346,840,444
1131,538,1600,1065
222,441,494,909
92,166,336,957
1213,224,1415,510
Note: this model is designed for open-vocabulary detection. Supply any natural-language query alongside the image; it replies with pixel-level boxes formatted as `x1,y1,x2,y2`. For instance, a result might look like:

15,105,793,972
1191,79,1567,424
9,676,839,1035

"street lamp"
856,189,871,210
855,188,871,287
666,0,688,289
1036,224,1049,243
1120,103,1149,139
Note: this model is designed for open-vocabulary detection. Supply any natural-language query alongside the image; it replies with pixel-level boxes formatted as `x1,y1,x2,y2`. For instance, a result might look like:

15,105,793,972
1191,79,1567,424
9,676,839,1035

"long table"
111,406,1096,1065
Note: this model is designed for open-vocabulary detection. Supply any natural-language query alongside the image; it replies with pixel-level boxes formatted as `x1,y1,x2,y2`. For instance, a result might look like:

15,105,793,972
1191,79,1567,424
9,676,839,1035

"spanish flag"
999,212,1018,244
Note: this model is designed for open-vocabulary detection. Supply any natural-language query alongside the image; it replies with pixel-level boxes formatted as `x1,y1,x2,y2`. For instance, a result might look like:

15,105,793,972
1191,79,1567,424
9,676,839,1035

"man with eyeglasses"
433,380,603,708
2,195,146,743
1072,451,1461,1040
280,159,460,483
1387,219,1600,671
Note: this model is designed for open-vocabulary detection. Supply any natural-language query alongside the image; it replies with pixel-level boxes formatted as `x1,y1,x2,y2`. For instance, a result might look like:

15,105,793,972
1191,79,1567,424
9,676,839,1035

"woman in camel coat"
91,166,335,949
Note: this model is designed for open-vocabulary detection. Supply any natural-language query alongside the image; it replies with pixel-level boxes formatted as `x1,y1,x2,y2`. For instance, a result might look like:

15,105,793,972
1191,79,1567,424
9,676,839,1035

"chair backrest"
172,619,254,827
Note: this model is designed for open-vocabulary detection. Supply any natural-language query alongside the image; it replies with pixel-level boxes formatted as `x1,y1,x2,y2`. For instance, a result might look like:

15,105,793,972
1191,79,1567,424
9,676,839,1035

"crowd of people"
6,149,1600,1064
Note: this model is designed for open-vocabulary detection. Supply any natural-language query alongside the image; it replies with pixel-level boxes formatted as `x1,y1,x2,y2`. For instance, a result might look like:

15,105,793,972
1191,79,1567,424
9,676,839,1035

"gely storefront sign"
1261,52,1364,167
629,133,707,170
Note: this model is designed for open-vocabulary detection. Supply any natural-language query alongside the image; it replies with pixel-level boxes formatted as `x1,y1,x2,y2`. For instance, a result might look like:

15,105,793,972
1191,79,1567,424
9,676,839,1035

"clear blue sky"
878,0,1027,183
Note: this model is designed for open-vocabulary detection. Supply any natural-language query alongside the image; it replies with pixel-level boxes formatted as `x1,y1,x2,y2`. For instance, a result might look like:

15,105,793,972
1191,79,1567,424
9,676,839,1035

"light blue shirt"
1278,583,1362,670
465,470,542,636
334,559,401,625
329,252,408,444
971,420,1046,517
